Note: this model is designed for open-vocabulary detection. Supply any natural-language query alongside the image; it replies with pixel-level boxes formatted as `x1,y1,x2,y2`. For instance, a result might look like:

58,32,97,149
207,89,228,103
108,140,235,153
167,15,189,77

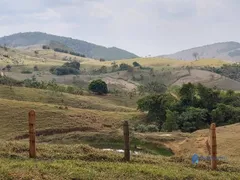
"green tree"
162,110,179,132
179,83,197,107
133,61,141,67
63,61,80,70
178,107,208,132
145,81,167,94
88,79,108,95
137,94,168,127
196,83,220,111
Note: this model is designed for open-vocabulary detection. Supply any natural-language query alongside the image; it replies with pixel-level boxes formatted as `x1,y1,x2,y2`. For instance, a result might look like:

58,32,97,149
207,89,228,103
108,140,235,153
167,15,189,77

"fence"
26,110,217,169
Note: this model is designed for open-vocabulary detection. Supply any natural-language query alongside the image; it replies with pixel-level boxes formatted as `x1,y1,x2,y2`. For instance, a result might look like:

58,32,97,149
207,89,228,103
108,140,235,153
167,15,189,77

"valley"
0,40,240,179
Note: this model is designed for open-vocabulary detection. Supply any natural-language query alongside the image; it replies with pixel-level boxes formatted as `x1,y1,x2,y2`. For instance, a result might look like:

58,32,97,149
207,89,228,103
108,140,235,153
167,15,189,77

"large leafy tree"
88,79,108,95
178,107,208,132
137,94,169,127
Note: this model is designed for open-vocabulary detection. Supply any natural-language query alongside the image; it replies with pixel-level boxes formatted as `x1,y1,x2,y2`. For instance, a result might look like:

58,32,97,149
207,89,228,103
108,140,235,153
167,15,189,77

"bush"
162,110,179,132
63,61,80,70
6,65,12,72
178,107,209,132
42,45,50,49
88,79,108,95
21,70,32,74
133,61,141,67
50,61,80,76
135,124,148,132
146,125,159,132
119,63,132,71
135,124,159,132
34,65,39,71
53,67,80,76
0,76,23,86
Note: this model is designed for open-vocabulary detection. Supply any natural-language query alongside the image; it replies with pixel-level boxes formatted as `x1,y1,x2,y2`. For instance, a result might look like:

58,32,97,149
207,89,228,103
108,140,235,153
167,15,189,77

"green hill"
0,32,138,60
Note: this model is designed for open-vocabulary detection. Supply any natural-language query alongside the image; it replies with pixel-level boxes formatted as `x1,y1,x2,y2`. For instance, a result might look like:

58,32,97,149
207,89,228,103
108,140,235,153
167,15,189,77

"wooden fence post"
210,123,217,170
29,110,36,158
123,121,130,162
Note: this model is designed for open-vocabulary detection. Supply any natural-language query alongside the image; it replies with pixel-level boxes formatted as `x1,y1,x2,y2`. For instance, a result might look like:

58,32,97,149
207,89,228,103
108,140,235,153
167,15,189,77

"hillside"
0,84,239,179
0,32,138,60
160,41,240,62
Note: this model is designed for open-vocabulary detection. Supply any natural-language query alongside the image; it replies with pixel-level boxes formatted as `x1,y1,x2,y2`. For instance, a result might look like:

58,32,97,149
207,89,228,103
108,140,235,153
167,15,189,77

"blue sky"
0,0,239,56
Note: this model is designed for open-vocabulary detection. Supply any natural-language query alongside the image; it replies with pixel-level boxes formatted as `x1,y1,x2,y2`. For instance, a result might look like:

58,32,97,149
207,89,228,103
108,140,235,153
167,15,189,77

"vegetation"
202,63,240,82
53,48,86,57
137,83,240,132
21,70,32,74
88,79,108,95
50,61,80,75
0,32,138,60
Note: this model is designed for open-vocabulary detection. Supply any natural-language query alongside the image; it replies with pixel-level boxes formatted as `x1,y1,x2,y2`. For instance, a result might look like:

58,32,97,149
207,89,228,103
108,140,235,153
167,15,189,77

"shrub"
119,63,132,71
135,124,159,132
161,110,179,132
63,61,80,70
135,124,148,132
0,76,23,86
88,79,108,95
42,45,50,49
34,65,39,71
6,65,12,72
133,61,141,67
146,125,159,132
53,67,80,76
21,70,32,74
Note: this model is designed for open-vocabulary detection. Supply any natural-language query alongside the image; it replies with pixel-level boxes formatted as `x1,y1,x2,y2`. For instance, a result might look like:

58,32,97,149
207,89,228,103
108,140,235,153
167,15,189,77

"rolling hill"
160,41,240,62
0,32,138,60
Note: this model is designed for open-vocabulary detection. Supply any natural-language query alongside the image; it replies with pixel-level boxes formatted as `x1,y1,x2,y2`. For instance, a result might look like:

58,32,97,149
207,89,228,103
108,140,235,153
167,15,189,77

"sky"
0,0,239,56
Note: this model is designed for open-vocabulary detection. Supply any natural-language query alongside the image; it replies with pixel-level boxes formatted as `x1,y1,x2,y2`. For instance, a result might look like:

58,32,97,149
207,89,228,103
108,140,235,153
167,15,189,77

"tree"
179,83,197,107
162,110,179,132
33,65,39,71
6,65,12,72
178,107,208,132
119,63,131,71
133,61,141,67
63,61,80,70
88,79,108,95
192,52,199,60
99,66,107,73
34,50,39,57
137,94,168,127
111,61,118,72
145,81,167,94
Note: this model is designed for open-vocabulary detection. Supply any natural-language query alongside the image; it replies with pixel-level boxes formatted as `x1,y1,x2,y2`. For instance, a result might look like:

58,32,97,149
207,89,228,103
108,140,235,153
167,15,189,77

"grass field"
0,141,240,180
1,46,240,179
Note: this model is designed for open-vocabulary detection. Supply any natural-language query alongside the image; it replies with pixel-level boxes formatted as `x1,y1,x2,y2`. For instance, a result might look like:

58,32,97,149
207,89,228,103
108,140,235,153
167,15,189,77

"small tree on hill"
133,61,141,68
63,61,80,70
192,52,199,60
6,65,12,72
88,79,108,95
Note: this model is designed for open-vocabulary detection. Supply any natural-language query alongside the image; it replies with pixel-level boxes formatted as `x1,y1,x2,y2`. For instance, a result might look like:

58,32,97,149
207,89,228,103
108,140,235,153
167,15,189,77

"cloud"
0,0,240,56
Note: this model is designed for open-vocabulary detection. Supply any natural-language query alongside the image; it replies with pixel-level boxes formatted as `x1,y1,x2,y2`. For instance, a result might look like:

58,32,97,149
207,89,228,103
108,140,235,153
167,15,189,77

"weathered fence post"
29,110,36,158
123,121,130,161
210,123,217,170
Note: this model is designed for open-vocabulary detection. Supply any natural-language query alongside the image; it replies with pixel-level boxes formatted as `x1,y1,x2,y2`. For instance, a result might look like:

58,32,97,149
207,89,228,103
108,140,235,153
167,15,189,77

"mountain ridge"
159,41,240,62
0,32,138,60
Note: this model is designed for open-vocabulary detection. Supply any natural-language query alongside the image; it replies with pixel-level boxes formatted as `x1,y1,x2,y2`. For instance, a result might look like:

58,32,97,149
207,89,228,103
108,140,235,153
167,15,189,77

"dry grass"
0,141,239,180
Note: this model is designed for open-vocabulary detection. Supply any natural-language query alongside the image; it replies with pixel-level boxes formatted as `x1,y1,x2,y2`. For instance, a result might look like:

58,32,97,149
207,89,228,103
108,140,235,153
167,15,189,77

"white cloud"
0,0,240,56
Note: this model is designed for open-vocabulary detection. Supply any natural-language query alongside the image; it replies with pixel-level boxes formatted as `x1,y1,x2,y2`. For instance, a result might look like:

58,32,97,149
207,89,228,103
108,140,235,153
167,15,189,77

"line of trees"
137,83,240,132
50,61,80,75
42,45,86,58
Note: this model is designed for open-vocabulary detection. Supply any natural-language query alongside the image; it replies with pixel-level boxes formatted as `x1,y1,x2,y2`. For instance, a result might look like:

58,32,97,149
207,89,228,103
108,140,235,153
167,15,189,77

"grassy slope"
0,85,139,140
0,141,239,180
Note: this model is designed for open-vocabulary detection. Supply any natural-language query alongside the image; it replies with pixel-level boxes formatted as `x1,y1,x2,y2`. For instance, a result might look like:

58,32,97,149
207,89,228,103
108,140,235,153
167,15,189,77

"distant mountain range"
0,32,138,60
159,41,240,62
